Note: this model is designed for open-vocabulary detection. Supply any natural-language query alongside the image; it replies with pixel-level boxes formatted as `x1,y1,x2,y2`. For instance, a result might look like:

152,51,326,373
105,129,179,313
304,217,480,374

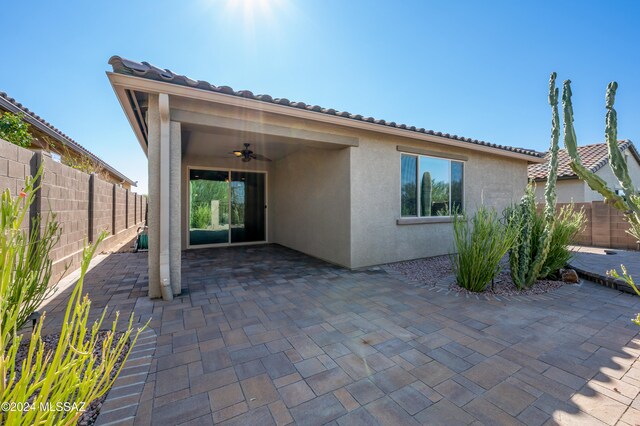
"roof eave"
107,72,545,164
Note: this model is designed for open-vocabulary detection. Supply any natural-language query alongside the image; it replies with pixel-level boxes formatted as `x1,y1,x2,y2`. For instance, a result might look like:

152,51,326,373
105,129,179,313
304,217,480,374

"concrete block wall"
0,137,147,283
40,155,91,279
114,186,127,233
549,202,638,250
93,177,114,237
0,140,35,232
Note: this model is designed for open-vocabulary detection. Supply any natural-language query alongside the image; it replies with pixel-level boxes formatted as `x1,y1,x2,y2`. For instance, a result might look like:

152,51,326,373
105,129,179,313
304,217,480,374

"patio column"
169,121,181,295
147,94,161,299
147,94,181,300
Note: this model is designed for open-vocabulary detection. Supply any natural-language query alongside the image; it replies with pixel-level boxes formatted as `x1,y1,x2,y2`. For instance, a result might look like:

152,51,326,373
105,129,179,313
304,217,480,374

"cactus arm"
544,73,560,221
562,79,635,210
605,82,637,200
562,79,581,164
568,162,628,210
529,73,561,285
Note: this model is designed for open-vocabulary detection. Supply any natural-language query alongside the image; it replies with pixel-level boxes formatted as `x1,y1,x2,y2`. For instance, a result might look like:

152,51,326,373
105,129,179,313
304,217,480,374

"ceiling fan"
230,143,272,162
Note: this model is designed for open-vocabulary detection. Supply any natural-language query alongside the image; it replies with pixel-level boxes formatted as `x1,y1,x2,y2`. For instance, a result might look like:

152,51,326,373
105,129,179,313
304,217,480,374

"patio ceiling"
181,124,347,162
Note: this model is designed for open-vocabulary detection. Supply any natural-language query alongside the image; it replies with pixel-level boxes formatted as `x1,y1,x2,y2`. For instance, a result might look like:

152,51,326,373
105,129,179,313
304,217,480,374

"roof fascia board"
108,72,545,164
107,76,149,156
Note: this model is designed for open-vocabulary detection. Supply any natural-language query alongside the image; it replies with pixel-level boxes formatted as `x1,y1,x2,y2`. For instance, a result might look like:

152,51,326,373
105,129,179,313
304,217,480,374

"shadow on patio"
37,244,640,425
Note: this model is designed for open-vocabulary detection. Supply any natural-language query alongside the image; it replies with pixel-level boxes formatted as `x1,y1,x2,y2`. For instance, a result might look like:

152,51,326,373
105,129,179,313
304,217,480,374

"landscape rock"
560,268,580,283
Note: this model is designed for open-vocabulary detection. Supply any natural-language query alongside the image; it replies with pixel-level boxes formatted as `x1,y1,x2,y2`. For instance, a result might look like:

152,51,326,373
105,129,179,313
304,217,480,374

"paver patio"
41,245,640,425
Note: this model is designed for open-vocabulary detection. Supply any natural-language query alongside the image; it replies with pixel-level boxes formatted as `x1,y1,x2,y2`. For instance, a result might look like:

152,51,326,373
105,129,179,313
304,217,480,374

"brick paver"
41,245,640,425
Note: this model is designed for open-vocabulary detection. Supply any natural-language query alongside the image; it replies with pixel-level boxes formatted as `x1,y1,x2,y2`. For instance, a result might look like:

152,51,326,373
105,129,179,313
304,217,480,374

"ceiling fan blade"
252,154,272,162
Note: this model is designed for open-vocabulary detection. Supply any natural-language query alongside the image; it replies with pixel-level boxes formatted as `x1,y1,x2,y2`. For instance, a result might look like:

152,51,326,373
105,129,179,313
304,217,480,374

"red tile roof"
528,140,638,181
108,56,543,159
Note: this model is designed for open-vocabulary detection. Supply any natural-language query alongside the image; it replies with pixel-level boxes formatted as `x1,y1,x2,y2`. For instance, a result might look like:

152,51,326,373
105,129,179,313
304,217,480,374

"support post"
147,94,162,298
170,121,182,295
158,93,173,301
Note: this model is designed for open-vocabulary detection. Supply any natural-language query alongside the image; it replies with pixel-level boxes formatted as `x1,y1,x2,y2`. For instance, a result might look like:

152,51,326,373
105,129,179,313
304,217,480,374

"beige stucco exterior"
350,136,528,268
109,71,541,298
534,150,640,203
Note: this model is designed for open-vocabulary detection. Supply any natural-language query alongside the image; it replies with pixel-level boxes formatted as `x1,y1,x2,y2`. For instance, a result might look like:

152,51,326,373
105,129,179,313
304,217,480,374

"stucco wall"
171,98,533,268
534,179,586,203
349,136,529,268
272,146,351,267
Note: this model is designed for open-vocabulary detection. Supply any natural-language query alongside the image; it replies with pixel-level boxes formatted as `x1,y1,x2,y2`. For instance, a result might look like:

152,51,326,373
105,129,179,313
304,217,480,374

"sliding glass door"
189,169,266,247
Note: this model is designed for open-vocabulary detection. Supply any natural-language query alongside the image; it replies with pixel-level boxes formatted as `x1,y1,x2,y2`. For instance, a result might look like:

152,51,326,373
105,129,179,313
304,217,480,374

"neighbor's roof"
0,91,136,186
528,140,639,181
108,56,543,160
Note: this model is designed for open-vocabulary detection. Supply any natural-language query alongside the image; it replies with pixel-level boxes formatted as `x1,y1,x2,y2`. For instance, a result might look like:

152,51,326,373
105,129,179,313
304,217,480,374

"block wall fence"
0,137,147,283
542,202,639,251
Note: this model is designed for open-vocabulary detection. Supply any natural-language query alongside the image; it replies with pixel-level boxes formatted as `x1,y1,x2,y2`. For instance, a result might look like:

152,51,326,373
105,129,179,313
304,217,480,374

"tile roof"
108,56,543,160
527,140,638,180
0,91,136,186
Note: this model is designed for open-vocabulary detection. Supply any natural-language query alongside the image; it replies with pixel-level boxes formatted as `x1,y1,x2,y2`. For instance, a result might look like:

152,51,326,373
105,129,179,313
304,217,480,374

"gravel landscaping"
14,331,129,425
386,255,571,296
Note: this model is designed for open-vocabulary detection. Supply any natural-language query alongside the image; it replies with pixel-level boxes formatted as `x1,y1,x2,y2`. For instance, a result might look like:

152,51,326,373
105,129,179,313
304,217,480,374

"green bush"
451,207,518,292
191,203,211,229
0,112,33,147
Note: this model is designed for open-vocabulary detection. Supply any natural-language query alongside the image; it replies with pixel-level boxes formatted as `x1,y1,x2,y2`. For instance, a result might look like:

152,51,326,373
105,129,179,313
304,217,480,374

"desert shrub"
0,168,60,335
608,266,640,326
543,204,586,278
451,207,518,292
0,112,32,148
0,173,147,424
507,190,586,281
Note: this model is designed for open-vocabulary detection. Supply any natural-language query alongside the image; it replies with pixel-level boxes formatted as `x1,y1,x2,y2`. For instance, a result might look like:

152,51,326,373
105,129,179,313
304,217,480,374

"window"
400,153,464,217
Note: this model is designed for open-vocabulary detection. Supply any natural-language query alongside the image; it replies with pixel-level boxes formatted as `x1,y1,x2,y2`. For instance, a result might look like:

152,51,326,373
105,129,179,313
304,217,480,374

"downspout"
159,93,173,301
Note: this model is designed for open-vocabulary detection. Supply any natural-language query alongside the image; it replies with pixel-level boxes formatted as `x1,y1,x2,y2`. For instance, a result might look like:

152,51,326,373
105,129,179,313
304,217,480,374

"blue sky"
3,0,639,194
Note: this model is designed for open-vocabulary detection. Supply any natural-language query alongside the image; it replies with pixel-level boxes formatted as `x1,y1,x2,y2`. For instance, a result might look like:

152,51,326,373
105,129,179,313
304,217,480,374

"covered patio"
42,245,640,425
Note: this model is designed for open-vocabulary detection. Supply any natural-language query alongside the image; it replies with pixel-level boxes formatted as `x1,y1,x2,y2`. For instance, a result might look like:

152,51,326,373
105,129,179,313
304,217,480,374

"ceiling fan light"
233,151,243,157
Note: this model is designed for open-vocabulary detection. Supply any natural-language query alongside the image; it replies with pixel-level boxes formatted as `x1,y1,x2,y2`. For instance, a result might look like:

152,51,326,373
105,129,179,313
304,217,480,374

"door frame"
186,165,269,249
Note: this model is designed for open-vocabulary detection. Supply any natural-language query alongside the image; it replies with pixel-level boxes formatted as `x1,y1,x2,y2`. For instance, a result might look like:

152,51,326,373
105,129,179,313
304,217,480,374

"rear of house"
107,56,543,299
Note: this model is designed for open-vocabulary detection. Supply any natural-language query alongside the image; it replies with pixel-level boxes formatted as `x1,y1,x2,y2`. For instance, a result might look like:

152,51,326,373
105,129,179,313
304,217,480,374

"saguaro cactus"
510,73,560,289
562,80,640,241
421,171,432,216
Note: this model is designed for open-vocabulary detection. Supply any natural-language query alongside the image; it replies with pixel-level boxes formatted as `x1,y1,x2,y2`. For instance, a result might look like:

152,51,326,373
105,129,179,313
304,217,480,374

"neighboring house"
0,91,137,189
528,140,640,203
107,56,544,299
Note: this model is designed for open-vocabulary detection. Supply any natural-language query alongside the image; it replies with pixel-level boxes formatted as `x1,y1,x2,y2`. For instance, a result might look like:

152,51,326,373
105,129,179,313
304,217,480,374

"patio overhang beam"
108,72,544,163
170,109,359,148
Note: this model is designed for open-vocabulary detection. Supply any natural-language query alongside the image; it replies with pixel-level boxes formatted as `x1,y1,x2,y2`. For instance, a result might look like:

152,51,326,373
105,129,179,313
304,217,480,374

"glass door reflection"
189,170,230,245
